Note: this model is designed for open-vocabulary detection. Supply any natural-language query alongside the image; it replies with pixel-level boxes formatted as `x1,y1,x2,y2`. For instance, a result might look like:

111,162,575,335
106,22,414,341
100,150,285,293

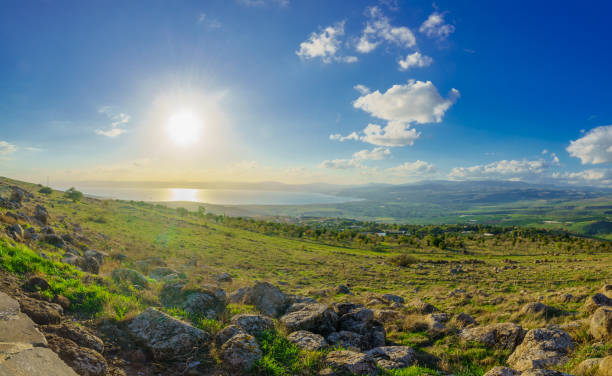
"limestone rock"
459,322,525,351
325,350,377,375
507,328,574,371
46,334,107,376
220,333,262,371
231,314,274,336
229,282,287,317
287,330,327,351
590,306,612,341
366,346,416,370
280,303,338,335
583,293,612,314
483,367,519,376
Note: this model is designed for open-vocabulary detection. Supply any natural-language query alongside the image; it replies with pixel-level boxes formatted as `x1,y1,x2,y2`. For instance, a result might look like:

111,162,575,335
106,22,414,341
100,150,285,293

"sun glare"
166,110,201,146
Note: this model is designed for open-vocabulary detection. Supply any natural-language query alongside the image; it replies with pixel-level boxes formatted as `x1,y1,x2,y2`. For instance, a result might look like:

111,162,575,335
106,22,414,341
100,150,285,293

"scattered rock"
127,308,210,361
287,330,327,351
214,325,245,348
372,309,401,323
46,334,107,376
0,346,79,376
231,314,274,336
7,223,24,241
80,255,100,274
18,296,62,325
220,333,262,372
454,313,478,328
215,272,233,283
507,328,574,371
83,250,107,265
327,331,366,351
574,358,602,376
53,295,71,310
24,276,50,292
182,289,227,319
148,267,176,281
366,346,416,370
325,350,377,375
459,322,525,351
337,285,352,295
42,233,66,248
583,293,612,314
408,298,438,314
34,205,49,225
111,268,149,288
519,302,559,317
483,367,519,376
589,306,612,341
43,324,104,353
381,294,404,304
0,292,47,347
280,303,338,335
134,257,166,273
229,282,287,317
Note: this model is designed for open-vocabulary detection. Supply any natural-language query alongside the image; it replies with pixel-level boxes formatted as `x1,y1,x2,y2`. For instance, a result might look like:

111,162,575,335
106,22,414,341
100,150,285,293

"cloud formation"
95,107,130,138
197,13,221,29
566,125,612,164
398,51,433,71
352,146,390,160
329,132,359,142
353,80,460,124
356,6,416,53
419,11,455,41
553,168,612,186
449,158,554,180
0,141,17,155
360,122,421,147
386,160,435,175
296,22,357,64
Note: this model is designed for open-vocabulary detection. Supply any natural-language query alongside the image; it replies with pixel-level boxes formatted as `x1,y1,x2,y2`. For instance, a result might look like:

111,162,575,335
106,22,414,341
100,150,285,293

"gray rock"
483,367,519,376
220,333,262,371
519,302,559,317
214,325,245,348
583,293,612,314
182,290,227,319
229,282,287,317
0,346,79,376
589,306,612,342
231,314,274,336
112,268,149,288
42,324,104,353
507,328,574,371
366,346,416,370
34,205,49,225
327,331,366,351
459,322,525,351
280,303,338,336
337,285,352,295
408,298,438,314
381,294,404,304
325,350,377,375
83,250,107,265
0,292,47,347
7,224,24,240
455,313,478,328
46,334,107,376
215,273,233,283
573,358,602,376
287,330,327,351
127,308,210,361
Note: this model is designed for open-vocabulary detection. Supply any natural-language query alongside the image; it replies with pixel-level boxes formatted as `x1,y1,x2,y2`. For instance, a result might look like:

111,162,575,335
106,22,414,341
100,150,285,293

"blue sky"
1,0,612,186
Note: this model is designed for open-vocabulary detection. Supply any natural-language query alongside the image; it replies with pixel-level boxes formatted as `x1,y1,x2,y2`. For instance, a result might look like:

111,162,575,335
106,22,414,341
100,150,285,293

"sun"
166,110,201,146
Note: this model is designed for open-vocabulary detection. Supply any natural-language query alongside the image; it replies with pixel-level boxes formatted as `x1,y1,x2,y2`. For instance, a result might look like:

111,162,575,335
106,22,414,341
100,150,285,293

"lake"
66,187,358,206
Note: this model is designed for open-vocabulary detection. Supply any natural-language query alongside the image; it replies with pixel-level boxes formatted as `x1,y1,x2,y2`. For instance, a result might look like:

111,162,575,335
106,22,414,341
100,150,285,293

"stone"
0,346,79,376
43,324,104,353
83,250,108,265
337,285,352,295
507,328,574,371
149,267,177,281
111,268,149,288
338,307,374,333
583,293,612,314
214,325,245,348
182,290,227,320
127,308,210,361
215,273,233,282
18,296,62,325
574,358,602,376
459,322,525,351
61,254,82,269
408,298,438,314
333,302,364,316
34,205,49,225
42,233,66,248
325,350,377,375
519,302,559,317
327,331,366,351
220,333,262,371
0,293,47,347
134,257,166,273
287,330,327,351
425,313,446,332
231,314,274,336
372,309,401,323
455,313,478,328
596,356,612,376
381,294,404,304
590,307,612,341
483,367,519,376
7,224,24,240
53,295,71,310
229,282,287,317
280,303,338,335
366,346,416,370
80,256,100,274
46,334,107,376
24,276,50,292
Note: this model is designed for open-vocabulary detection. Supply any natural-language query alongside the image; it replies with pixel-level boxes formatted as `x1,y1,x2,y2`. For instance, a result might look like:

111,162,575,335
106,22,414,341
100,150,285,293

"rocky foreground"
1,184,611,375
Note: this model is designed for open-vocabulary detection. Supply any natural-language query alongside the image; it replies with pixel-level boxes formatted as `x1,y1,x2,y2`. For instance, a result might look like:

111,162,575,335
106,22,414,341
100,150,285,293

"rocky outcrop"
365,346,416,370
214,325,246,348
127,308,210,361
219,333,262,371
325,350,377,375
231,314,274,336
18,296,62,325
583,293,612,314
590,306,612,341
42,324,104,354
160,281,227,319
483,367,519,376
46,334,107,376
280,303,338,335
459,322,525,351
507,328,574,371
229,282,287,317
287,330,327,351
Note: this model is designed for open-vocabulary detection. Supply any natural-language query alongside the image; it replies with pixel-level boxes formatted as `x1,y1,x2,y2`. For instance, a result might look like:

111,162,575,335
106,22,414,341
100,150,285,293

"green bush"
64,187,83,202
389,254,419,267
38,186,52,194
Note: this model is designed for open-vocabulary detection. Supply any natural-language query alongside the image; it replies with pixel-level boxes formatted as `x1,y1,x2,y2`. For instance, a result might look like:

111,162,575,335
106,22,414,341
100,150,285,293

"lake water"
67,187,357,206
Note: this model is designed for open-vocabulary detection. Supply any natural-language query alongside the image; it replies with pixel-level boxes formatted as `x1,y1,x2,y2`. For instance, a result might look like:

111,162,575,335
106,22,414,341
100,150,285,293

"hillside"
0,176,611,376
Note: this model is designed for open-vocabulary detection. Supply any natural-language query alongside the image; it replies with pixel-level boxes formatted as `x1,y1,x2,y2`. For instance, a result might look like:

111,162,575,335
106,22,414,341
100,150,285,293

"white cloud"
296,22,357,64
329,132,359,142
541,149,548,155
551,153,560,165
354,84,371,95
197,13,221,29
356,6,416,53
398,51,433,71
237,0,289,7
553,169,612,186
387,160,436,175
319,158,361,169
449,158,553,180
353,80,460,124
419,11,455,40
352,147,390,160
566,125,612,164
0,141,17,155
96,106,130,138
361,122,421,147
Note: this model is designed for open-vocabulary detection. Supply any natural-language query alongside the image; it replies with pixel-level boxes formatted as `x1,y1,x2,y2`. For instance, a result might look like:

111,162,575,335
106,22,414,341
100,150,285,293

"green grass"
253,330,324,376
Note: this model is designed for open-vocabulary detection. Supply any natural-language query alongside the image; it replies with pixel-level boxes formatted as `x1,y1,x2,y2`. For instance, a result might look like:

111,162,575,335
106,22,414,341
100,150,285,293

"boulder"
215,272,233,283
327,331,366,351
148,267,177,281
34,205,49,225
333,302,364,316
408,298,438,314
42,324,104,353
18,296,62,325
366,346,416,370
590,307,612,341
0,346,79,376
574,358,602,376
7,224,24,240
287,330,327,351
127,308,210,361
0,292,47,347
219,333,262,371
483,367,519,376
24,276,50,292
372,309,401,323
381,294,404,304
182,289,227,319
214,325,245,348
583,293,612,314
425,313,447,333
325,350,377,375
231,314,274,336
229,282,287,317
455,313,478,328
459,323,525,351
42,233,66,248
507,328,574,371
46,334,107,376
83,250,107,266
280,303,338,336
519,302,559,317
111,268,149,288
80,256,100,274
338,307,374,333
596,356,612,376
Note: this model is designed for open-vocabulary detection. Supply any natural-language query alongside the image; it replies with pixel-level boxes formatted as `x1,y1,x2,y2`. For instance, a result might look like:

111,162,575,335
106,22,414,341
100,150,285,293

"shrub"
39,186,52,194
389,254,419,267
64,187,83,202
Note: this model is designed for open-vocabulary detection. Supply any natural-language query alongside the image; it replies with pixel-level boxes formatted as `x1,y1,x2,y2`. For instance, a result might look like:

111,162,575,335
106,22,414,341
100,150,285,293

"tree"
39,186,52,195
64,187,83,202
